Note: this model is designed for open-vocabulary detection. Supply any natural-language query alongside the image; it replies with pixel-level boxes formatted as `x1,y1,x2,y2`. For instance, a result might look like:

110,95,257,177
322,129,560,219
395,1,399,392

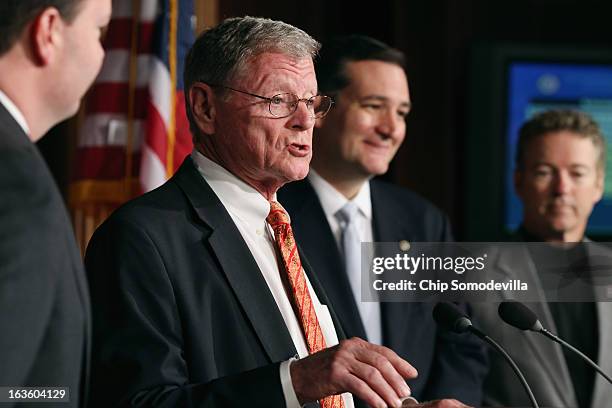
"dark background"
39,0,612,240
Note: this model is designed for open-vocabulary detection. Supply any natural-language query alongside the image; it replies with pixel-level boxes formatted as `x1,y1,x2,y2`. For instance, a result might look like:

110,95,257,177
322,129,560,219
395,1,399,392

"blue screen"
505,62,612,234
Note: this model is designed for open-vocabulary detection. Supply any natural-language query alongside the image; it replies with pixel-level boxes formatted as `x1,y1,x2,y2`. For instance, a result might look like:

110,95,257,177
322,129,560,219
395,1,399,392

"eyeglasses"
209,84,334,119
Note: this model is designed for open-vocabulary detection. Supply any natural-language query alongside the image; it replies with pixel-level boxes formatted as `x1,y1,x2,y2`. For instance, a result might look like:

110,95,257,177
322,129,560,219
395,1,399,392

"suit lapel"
300,247,346,341
586,242,612,408
283,180,369,340
369,181,421,351
174,158,296,362
370,180,413,243
494,246,577,407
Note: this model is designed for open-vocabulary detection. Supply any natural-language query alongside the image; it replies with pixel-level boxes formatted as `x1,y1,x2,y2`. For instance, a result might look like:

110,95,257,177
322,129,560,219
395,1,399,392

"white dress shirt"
191,151,353,408
308,170,382,345
0,90,30,135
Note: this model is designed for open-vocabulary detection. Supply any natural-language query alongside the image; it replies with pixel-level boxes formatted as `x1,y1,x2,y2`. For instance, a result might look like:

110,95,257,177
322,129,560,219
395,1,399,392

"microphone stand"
538,328,612,384
469,326,540,408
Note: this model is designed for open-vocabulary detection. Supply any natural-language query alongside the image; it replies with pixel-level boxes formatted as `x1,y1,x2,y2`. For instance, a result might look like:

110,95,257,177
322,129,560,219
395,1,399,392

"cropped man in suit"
473,109,612,407
83,17,436,408
0,1,111,406
278,35,488,406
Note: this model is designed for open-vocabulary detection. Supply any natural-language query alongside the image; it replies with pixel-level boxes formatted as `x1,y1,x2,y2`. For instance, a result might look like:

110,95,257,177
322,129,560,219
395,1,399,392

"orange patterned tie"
267,201,345,408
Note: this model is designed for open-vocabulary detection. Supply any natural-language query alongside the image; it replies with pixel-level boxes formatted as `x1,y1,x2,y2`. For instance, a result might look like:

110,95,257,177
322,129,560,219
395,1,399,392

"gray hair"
184,16,320,140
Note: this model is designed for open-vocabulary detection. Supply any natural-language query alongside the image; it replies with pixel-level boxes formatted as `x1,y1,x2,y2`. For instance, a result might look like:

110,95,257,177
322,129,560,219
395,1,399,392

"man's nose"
287,100,315,130
376,109,403,138
553,171,573,194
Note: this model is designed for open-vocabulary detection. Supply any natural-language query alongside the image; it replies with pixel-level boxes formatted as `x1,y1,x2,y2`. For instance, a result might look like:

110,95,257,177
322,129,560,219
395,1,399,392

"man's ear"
189,83,217,135
30,7,63,66
316,93,338,129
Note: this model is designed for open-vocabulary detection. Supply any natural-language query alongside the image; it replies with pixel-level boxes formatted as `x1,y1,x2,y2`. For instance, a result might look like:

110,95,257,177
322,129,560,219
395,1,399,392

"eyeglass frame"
203,83,334,119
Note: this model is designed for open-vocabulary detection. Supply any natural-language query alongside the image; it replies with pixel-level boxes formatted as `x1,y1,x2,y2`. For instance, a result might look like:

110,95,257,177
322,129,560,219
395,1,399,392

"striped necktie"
267,200,345,408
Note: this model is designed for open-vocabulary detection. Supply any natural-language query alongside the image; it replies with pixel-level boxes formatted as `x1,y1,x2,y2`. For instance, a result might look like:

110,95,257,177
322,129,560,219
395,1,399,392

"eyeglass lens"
269,93,332,118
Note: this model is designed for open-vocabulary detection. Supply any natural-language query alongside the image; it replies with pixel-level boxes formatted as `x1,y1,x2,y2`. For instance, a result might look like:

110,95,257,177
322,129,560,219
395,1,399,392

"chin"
293,168,310,181
61,102,82,122
547,220,576,235
281,166,309,183
292,158,312,179
362,163,390,176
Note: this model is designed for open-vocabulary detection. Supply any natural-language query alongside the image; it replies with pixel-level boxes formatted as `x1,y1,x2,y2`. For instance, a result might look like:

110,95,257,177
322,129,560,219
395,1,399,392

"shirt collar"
308,169,372,220
0,90,29,135
191,149,274,226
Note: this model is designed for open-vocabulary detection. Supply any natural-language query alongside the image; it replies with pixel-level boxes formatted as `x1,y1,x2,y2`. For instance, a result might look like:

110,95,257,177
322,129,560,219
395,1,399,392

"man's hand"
290,337,418,408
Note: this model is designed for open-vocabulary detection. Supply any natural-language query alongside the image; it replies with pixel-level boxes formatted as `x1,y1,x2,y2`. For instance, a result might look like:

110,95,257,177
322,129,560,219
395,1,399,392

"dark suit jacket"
0,104,90,407
278,178,488,406
85,157,344,407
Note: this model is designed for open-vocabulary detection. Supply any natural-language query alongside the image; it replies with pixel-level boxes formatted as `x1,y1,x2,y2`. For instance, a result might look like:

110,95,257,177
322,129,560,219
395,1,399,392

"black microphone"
498,301,543,331
433,302,540,408
432,301,472,333
499,300,612,385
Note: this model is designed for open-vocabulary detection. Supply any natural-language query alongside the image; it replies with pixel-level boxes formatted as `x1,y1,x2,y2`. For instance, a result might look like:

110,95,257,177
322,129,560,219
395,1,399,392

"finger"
369,343,419,379
354,348,412,402
348,358,404,408
341,372,388,408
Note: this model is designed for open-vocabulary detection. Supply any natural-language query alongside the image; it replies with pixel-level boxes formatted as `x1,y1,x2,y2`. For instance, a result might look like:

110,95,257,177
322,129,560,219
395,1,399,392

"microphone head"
433,302,472,333
498,301,543,331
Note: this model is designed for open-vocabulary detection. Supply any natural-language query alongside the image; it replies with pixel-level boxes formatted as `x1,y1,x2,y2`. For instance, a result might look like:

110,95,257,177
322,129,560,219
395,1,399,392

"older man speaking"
84,17,434,408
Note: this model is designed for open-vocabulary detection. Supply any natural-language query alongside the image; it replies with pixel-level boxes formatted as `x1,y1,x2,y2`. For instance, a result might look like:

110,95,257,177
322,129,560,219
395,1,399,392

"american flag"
70,0,194,250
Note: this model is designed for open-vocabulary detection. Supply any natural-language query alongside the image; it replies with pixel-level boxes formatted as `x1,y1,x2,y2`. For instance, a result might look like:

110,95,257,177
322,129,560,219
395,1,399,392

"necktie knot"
335,201,359,226
267,200,290,229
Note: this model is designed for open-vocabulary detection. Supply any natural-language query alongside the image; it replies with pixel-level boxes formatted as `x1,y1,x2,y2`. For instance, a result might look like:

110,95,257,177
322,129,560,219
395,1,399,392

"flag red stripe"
86,83,149,119
142,95,191,173
73,146,142,181
143,99,168,167
103,19,155,53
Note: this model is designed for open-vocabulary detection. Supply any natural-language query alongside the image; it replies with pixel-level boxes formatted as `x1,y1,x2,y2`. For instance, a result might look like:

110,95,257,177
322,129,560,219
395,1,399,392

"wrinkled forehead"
232,52,317,93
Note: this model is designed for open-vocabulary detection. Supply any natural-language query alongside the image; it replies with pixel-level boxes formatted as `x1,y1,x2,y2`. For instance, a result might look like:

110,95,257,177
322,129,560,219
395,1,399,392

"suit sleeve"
0,149,59,389
85,215,286,407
